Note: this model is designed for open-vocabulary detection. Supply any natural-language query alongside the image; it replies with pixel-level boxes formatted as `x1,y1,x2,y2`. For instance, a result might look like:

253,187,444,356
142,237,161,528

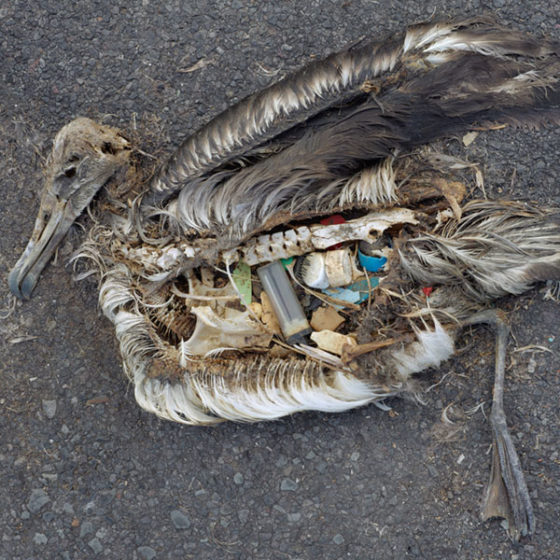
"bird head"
8,118,131,299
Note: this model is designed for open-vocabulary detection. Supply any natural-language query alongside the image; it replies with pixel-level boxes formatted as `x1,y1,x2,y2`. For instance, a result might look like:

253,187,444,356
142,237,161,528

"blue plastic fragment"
358,250,387,272
349,277,380,292
323,276,380,307
323,287,362,305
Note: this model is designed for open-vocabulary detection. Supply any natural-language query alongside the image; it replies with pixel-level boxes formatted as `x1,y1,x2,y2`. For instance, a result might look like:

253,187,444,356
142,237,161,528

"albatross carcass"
8,18,560,540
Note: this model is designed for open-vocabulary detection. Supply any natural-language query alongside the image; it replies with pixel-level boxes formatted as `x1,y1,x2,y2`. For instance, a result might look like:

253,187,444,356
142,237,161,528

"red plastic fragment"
422,287,433,297
320,214,346,226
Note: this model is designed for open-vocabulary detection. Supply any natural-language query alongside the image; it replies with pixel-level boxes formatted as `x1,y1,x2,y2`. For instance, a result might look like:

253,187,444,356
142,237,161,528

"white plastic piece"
310,330,358,356
297,252,330,289
299,249,355,289
324,249,354,287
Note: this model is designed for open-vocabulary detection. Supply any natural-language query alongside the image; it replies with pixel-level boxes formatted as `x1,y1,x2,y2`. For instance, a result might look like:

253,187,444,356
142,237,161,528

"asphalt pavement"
1,1,559,558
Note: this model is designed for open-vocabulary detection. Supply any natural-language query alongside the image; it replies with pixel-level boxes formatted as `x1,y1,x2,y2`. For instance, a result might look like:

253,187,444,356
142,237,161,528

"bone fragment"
310,330,357,356
125,208,418,270
182,306,272,357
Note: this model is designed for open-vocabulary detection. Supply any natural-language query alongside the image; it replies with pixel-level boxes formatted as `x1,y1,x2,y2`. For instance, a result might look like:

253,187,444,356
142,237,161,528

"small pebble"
88,537,103,555
33,533,48,545
80,520,94,538
333,534,345,545
233,472,244,485
427,465,438,478
170,510,191,529
137,546,157,560
42,511,55,522
42,399,57,418
27,489,50,514
280,478,298,491
41,473,57,483
83,501,96,515
408,543,421,556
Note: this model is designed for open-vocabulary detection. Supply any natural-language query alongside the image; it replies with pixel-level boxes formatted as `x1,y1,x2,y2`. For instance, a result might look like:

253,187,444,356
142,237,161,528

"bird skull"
9,118,131,298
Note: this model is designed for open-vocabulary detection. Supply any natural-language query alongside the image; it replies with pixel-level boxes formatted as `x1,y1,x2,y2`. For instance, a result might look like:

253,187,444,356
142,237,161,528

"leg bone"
463,309,535,540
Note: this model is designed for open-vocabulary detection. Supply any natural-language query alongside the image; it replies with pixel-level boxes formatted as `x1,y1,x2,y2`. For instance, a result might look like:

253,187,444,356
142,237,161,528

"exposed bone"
232,208,417,265
341,336,409,364
308,208,417,250
156,246,194,269
182,306,273,357
171,273,239,308
125,208,418,271
232,227,313,266
295,343,345,368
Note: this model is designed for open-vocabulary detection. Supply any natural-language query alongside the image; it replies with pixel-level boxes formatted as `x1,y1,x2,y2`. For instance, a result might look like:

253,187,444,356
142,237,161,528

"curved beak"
9,189,86,299
8,118,132,299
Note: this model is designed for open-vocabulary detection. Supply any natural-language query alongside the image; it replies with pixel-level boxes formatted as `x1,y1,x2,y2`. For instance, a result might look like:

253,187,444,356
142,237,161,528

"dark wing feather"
146,18,560,230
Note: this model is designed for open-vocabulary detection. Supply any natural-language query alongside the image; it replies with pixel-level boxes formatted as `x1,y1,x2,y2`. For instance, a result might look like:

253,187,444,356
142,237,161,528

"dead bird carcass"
8,18,560,540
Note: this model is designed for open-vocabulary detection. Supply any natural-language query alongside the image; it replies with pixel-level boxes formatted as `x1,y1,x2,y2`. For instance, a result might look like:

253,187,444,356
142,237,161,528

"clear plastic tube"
257,261,311,344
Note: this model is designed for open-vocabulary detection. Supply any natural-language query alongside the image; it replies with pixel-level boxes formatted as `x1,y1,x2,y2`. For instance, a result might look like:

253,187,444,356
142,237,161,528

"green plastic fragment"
232,261,252,305
281,257,295,268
